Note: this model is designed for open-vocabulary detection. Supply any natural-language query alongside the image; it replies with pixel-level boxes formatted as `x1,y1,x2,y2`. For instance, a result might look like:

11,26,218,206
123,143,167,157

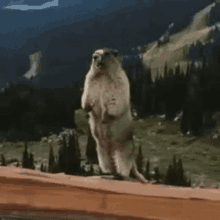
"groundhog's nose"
93,55,99,61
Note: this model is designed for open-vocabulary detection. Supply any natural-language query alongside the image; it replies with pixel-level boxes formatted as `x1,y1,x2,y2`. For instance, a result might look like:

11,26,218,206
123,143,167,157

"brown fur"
81,48,147,183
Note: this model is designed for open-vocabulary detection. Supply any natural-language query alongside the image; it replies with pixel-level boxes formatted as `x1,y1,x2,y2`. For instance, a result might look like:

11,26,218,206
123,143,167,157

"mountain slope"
142,1,220,79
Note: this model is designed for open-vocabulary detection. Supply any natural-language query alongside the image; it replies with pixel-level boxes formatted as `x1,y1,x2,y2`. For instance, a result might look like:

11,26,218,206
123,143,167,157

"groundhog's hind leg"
113,142,148,183
113,143,134,178
96,140,115,174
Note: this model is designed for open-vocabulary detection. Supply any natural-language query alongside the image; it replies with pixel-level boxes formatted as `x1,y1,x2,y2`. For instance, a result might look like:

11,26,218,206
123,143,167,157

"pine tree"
22,142,29,169
86,127,98,165
176,158,184,186
29,153,35,170
147,66,153,85
44,164,47,173
175,63,180,76
164,62,168,78
153,167,161,183
40,163,44,172
49,144,55,169
168,67,174,77
185,62,190,83
155,68,160,81
58,130,81,175
66,130,81,175
136,145,144,174
172,155,177,185
165,164,176,186
145,160,150,180
58,136,68,172
1,154,6,166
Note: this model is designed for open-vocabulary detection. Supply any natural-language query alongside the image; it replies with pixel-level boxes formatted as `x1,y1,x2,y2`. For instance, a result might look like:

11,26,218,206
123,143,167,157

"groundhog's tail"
132,162,148,183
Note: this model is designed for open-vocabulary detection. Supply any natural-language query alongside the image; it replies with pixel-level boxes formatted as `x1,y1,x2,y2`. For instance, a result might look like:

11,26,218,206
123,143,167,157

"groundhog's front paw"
109,98,116,106
84,102,94,112
84,105,93,112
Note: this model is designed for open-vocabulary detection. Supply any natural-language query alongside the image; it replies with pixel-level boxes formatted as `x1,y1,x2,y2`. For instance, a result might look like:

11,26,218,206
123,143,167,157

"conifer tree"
1,154,6,166
66,130,81,175
164,62,168,78
153,167,161,183
175,63,180,76
29,153,35,170
58,130,81,175
86,127,98,165
155,68,160,81
147,65,153,85
173,155,177,185
145,159,150,180
49,144,55,169
136,145,144,174
185,62,190,83
58,136,68,172
44,164,47,173
176,158,184,186
165,164,176,185
40,163,44,172
22,142,29,169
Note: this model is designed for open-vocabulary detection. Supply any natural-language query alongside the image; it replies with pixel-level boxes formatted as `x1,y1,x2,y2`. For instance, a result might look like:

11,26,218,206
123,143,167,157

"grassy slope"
1,109,220,188
142,3,215,78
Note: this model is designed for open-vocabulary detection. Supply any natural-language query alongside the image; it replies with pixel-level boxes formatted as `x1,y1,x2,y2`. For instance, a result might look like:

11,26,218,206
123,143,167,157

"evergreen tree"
66,130,81,175
173,155,177,185
165,68,176,121
29,153,35,170
173,155,177,172
40,163,44,172
22,142,29,169
145,160,150,180
1,154,6,166
136,145,144,174
49,144,55,169
165,164,176,185
164,62,168,78
153,167,161,183
185,62,190,83
168,67,174,77
165,164,172,185
44,164,47,173
86,127,98,165
155,68,160,81
147,65,153,85
58,136,68,172
176,158,184,186
175,63,180,76
58,130,81,175
48,161,62,174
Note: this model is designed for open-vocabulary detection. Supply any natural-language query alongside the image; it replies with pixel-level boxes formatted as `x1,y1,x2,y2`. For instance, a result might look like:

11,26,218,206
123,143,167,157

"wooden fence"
0,166,220,219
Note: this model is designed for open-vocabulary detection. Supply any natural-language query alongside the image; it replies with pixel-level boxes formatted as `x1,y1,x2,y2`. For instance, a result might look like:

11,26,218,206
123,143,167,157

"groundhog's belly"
89,112,134,143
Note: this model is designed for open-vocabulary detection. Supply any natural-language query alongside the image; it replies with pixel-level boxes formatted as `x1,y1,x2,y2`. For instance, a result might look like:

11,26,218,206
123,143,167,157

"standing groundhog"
81,48,147,183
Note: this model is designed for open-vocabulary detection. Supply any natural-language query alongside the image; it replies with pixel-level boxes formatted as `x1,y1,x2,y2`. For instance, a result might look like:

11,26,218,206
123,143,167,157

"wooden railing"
0,166,220,220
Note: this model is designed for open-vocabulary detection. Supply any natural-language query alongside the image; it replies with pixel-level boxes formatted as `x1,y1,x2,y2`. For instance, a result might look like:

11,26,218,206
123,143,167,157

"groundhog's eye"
93,55,98,61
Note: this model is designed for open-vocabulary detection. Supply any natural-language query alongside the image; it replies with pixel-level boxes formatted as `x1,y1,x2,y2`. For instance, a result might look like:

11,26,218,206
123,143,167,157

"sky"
3,0,59,10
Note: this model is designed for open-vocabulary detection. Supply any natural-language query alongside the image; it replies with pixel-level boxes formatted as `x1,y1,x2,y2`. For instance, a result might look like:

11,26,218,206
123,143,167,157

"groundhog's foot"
100,174,143,183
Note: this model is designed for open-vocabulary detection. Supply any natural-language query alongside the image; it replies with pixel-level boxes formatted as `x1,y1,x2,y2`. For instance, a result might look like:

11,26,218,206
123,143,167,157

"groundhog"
81,48,147,183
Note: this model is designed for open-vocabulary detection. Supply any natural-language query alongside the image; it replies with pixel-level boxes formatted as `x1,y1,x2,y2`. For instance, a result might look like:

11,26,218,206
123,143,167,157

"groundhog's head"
91,48,123,74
